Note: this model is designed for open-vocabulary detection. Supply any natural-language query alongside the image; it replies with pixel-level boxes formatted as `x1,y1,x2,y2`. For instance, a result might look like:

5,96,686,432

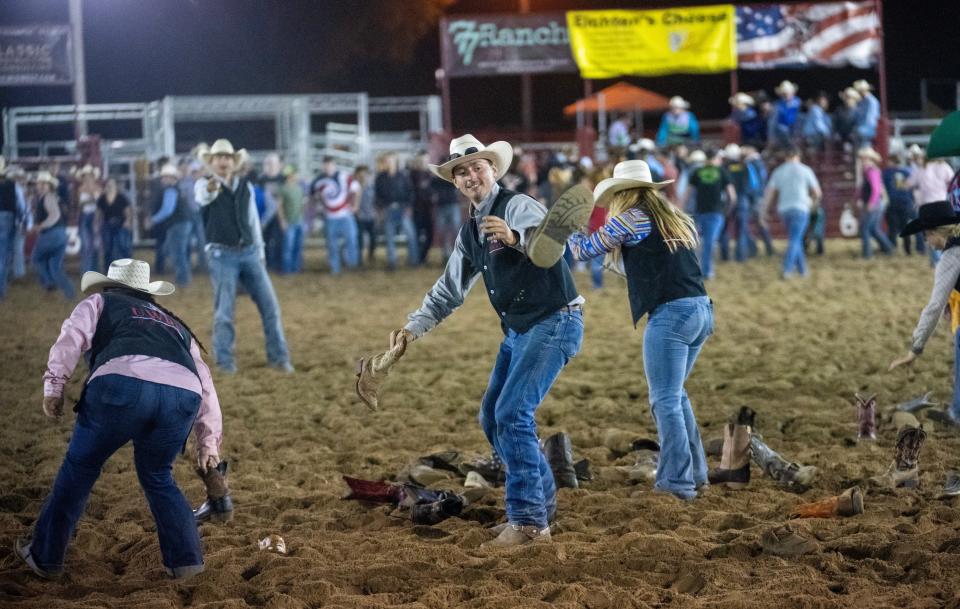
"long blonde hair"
605,187,699,269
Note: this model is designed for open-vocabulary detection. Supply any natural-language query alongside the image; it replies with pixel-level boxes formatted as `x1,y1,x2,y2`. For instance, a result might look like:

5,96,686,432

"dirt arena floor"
2,239,960,609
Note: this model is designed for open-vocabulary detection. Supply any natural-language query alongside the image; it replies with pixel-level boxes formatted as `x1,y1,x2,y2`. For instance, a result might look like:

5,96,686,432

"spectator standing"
312,156,360,276
258,154,286,272
761,148,821,279
375,152,418,270
608,114,633,152
410,152,436,264
150,165,193,286
770,81,802,149
656,97,700,148
852,80,881,149
682,150,736,280
352,165,378,265
7,165,31,281
883,154,917,254
278,165,306,274
722,144,753,262
433,172,462,262
857,148,894,258
31,171,76,299
74,165,102,275
96,178,133,270
0,159,27,299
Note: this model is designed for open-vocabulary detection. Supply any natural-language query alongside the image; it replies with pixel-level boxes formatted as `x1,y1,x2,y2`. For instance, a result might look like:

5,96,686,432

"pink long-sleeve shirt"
863,166,884,210
43,293,222,454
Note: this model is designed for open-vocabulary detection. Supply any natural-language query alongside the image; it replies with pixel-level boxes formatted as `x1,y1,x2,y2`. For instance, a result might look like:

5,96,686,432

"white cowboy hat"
839,87,862,101
191,142,210,160
857,147,882,162
728,92,755,106
669,96,690,109
4,164,25,178
723,143,742,160
34,170,59,188
688,150,707,164
852,79,874,93
628,138,656,153
160,163,179,178
201,139,249,167
775,80,798,96
908,144,924,157
72,164,101,180
428,134,513,183
81,258,175,296
592,160,674,208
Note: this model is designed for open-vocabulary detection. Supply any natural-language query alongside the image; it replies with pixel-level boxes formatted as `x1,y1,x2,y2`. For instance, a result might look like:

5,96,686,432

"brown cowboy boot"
871,425,926,489
707,408,755,488
790,486,864,518
855,394,877,440
194,461,234,523
480,524,551,549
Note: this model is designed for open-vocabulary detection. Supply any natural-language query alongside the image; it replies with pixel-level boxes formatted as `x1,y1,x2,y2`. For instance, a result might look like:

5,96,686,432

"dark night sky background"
1,0,958,149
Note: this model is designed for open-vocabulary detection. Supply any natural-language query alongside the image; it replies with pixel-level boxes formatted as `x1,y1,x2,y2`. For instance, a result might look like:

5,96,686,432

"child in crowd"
17,258,222,581
568,160,712,501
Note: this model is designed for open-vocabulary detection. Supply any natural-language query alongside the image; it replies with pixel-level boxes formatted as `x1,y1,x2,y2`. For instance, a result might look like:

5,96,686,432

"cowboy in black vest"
392,135,585,548
194,139,293,374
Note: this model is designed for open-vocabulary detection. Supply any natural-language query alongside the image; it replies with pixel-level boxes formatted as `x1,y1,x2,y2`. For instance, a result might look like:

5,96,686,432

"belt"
559,304,583,313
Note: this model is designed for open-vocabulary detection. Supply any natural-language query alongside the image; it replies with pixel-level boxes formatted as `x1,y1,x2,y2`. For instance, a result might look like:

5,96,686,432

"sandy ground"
2,239,960,609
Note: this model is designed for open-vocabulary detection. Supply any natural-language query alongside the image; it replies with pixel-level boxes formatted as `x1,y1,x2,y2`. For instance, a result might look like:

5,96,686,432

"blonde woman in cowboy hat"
567,160,712,500
17,258,223,580
194,139,293,374
30,171,76,299
72,164,103,274
857,147,894,258
391,134,587,547
656,96,700,148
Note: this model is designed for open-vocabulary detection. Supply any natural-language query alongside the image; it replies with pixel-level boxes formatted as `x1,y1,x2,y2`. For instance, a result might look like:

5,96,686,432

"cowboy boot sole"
528,185,594,269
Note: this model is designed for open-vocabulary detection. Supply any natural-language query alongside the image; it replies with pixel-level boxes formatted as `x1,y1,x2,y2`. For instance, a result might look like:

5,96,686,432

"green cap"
927,110,960,159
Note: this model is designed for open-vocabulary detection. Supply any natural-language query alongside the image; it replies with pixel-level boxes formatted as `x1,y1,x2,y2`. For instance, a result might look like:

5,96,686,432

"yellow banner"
566,6,737,78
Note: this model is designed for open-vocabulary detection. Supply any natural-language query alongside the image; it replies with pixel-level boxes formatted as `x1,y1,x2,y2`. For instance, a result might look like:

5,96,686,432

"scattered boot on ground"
855,394,877,440
760,525,820,557
617,449,659,483
750,435,818,493
940,471,960,498
708,407,755,489
790,486,864,518
542,432,578,489
870,425,926,489
480,524,551,549
895,392,937,413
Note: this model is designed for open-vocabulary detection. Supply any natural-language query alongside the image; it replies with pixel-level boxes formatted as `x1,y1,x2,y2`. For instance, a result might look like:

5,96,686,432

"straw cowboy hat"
852,79,874,93
669,96,690,109
775,80,798,96
840,87,862,102
723,143,742,160
201,139,249,167
629,138,657,153
81,258,175,296
428,134,513,183
688,150,707,164
191,142,210,160
72,164,101,180
159,163,179,179
592,160,674,208
728,92,755,106
34,171,59,188
857,147,882,163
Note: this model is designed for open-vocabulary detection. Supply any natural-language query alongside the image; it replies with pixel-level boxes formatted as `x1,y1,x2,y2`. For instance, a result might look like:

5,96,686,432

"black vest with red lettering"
87,292,198,378
458,187,579,334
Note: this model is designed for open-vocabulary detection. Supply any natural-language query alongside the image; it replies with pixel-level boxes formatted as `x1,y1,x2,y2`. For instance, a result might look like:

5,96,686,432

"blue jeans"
324,215,359,275
29,375,203,574
780,208,810,276
0,211,14,299
154,225,168,275
282,222,305,274
207,244,290,370
384,206,418,268
189,211,208,272
79,211,98,274
860,208,893,258
101,223,132,271
164,221,193,286
478,310,583,527
590,255,604,289
32,227,75,299
436,204,462,259
696,212,724,279
643,296,713,499
734,201,752,262
13,228,27,278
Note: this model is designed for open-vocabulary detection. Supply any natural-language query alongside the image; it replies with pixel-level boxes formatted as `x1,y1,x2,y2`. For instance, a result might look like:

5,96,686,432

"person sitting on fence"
656,97,700,148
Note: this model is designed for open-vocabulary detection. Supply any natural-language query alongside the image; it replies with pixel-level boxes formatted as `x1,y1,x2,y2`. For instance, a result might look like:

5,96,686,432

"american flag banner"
736,2,880,69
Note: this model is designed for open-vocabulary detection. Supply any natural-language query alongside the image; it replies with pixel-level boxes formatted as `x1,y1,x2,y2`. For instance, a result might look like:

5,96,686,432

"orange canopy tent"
563,82,671,116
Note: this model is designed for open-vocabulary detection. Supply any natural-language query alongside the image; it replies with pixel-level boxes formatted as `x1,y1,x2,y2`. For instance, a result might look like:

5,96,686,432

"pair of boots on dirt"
707,407,819,492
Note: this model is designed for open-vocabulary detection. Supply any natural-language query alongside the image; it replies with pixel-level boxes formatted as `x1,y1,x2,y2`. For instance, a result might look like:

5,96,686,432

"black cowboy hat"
900,201,960,237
